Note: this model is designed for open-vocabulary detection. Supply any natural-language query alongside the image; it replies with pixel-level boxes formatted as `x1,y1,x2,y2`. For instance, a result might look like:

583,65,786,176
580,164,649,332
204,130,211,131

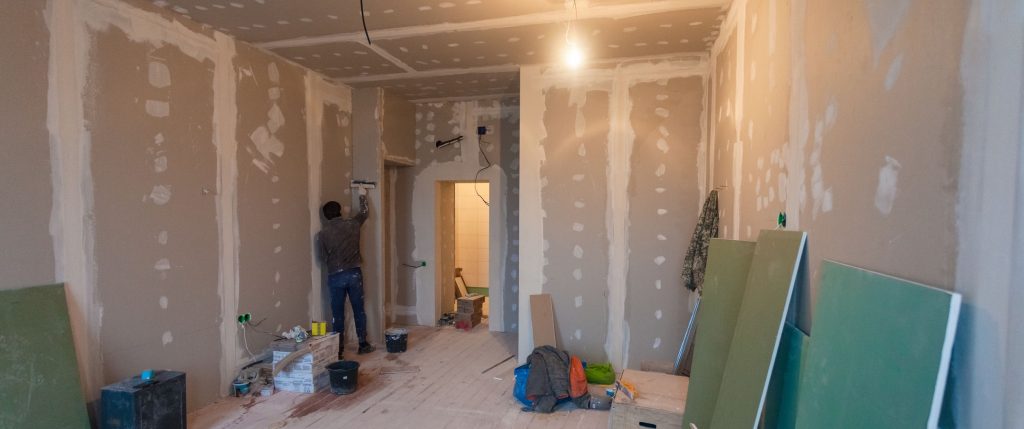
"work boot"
358,343,375,354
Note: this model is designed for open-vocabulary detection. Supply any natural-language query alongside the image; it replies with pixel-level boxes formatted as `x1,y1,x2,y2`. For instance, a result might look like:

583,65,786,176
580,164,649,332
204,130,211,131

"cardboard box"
609,369,689,429
457,295,485,314
271,333,339,394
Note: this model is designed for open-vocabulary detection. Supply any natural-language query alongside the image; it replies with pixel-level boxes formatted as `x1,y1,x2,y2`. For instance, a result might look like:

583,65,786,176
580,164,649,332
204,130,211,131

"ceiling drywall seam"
358,41,416,73
47,0,101,402
339,64,520,85
305,72,325,323
517,65,546,363
213,33,240,397
255,0,730,50
953,0,1024,426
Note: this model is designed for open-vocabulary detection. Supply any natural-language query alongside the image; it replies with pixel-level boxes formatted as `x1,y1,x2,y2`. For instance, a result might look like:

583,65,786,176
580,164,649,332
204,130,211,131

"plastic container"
326,361,359,395
385,328,409,353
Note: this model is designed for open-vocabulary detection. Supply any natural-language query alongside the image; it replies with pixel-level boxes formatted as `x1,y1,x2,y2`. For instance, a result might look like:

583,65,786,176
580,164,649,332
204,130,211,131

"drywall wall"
709,0,965,328
6,0,353,411
85,22,223,409
393,99,519,330
519,57,707,368
0,1,54,290
382,89,417,165
351,87,387,345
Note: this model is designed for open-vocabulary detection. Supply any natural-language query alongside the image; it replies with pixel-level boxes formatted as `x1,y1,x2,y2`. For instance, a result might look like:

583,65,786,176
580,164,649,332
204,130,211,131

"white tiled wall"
455,183,489,288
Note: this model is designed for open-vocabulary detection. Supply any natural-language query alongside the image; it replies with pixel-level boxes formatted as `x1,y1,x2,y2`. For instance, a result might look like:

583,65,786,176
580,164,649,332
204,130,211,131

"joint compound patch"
875,156,902,215
149,185,172,205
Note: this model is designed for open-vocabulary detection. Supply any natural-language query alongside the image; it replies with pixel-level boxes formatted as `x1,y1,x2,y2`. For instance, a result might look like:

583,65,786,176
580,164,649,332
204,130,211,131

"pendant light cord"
360,0,372,44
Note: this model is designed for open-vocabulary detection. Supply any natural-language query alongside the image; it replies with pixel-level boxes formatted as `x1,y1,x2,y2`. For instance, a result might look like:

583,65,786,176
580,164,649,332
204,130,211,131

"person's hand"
358,187,368,196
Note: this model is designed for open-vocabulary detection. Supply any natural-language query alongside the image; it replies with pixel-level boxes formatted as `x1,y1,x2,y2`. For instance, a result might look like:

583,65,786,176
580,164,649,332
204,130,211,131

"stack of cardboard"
455,295,485,329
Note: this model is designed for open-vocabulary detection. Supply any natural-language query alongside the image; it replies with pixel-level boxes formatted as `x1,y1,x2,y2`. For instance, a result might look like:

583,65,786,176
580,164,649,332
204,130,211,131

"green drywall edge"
0,284,90,429
763,322,808,429
710,230,807,429
794,261,961,429
682,239,756,429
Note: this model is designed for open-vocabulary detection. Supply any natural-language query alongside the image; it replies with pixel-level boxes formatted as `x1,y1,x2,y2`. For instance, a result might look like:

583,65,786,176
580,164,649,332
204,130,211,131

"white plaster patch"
884,54,904,91
145,100,170,118
655,310,662,320
157,230,168,245
162,331,173,346
159,296,168,309
656,139,670,153
654,256,666,265
274,246,282,254
654,107,670,118
657,209,668,215
653,337,661,349
875,156,902,215
655,280,662,290
655,164,666,177
572,174,585,182
149,185,172,205
154,258,171,271
655,187,666,193
572,223,584,232
573,269,583,281
275,300,281,308
577,143,586,157
148,61,171,88
657,234,667,241
573,245,584,259
575,296,583,308
574,329,582,340
865,0,911,65
267,62,280,83
574,200,585,209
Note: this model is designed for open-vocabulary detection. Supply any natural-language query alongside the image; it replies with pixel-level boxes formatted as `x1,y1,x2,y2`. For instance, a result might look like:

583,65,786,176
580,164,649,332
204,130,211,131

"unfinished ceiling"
152,0,728,100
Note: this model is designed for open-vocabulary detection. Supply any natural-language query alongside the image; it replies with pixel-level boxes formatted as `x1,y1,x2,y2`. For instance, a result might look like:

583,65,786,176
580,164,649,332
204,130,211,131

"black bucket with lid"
385,328,409,353
326,360,359,395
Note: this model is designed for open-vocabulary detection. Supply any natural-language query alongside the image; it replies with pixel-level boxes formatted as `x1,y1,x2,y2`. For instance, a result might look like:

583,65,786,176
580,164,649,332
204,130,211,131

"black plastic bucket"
385,328,408,353
326,360,359,395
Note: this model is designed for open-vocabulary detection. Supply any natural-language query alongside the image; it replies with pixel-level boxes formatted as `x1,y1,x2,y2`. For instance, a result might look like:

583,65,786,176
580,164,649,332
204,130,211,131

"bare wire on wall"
359,0,372,44
475,137,493,206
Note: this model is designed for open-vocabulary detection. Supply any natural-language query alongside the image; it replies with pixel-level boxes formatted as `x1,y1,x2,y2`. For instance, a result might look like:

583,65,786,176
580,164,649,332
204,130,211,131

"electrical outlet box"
477,126,487,136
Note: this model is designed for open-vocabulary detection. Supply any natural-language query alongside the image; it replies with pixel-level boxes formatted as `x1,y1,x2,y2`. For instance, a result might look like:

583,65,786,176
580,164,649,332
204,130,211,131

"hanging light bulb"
565,41,584,69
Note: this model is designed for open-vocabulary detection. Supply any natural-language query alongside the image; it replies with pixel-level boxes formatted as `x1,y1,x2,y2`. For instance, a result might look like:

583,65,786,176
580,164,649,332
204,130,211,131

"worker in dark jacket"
318,193,375,359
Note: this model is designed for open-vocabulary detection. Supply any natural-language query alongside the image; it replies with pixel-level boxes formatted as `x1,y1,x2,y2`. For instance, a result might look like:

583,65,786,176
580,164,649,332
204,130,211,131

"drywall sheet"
234,43,312,352
710,229,807,429
683,238,756,429
794,261,961,429
0,284,89,429
86,25,222,409
539,87,611,362
625,75,705,366
530,293,557,348
764,322,808,429
0,0,54,289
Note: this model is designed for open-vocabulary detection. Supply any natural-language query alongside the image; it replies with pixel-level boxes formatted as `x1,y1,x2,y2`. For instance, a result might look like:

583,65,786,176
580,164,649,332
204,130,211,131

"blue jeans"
328,267,369,348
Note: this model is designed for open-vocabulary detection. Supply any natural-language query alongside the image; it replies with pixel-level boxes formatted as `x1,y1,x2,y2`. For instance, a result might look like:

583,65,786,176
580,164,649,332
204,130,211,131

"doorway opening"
434,181,491,326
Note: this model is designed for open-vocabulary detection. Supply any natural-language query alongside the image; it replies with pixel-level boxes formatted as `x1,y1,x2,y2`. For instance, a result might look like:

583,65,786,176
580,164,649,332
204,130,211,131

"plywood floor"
189,323,609,428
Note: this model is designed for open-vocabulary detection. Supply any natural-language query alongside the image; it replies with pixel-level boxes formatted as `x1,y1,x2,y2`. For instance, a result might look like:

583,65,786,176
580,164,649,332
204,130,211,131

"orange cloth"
569,356,588,398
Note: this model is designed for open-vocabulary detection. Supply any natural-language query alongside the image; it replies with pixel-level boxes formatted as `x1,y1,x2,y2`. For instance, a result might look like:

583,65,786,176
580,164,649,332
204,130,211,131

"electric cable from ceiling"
359,0,372,44
474,136,493,206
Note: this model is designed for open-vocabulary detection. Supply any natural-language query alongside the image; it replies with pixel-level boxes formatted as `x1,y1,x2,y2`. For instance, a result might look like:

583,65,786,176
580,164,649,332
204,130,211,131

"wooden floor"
190,323,609,428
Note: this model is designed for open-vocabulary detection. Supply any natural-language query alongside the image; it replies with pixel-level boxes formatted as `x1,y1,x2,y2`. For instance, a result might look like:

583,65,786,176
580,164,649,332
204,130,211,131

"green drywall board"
710,230,807,429
0,284,90,429
763,322,808,429
794,261,961,429
682,239,756,429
